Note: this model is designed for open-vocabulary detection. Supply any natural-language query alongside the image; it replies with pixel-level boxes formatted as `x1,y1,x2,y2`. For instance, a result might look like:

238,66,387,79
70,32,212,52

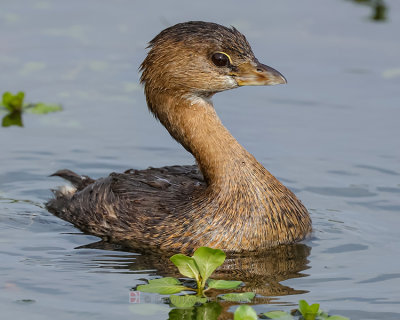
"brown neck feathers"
146,90,267,186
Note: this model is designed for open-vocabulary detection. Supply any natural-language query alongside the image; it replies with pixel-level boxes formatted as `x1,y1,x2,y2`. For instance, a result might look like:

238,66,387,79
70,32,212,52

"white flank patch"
59,185,77,196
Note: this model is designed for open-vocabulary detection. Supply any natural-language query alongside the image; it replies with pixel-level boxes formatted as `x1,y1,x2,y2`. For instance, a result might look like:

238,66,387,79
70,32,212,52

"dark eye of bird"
211,52,230,67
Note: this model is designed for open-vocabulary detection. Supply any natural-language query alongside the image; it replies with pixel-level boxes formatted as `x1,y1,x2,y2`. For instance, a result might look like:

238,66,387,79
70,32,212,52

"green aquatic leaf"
234,305,258,320
170,254,200,281
219,292,255,302
262,310,294,319
298,300,320,320
192,247,226,286
308,303,319,314
136,277,188,295
298,299,309,315
169,294,207,308
207,279,242,290
26,102,62,114
2,91,25,112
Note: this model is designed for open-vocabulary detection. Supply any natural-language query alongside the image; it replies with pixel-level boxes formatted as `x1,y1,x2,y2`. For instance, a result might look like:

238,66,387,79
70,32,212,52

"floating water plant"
135,249,350,319
0,91,62,127
297,300,321,320
2,91,25,113
238,299,351,320
136,247,253,307
234,305,258,320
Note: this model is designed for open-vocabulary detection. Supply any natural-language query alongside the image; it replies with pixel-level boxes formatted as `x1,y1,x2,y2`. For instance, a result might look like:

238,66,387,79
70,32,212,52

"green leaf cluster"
1,91,62,127
234,305,258,320
237,299,350,320
136,277,188,295
170,246,229,296
2,91,25,112
134,249,350,320
136,247,253,308
298,300,320,320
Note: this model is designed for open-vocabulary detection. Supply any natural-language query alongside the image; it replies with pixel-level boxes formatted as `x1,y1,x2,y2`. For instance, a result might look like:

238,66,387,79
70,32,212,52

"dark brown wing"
46,165,205,244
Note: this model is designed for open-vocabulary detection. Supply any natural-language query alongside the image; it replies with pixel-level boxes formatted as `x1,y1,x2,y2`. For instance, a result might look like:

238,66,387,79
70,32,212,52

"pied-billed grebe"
47,21,311,253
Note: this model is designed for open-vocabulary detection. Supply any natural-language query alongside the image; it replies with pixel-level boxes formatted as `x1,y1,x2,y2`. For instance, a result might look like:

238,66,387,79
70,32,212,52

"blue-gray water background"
1,1,399,319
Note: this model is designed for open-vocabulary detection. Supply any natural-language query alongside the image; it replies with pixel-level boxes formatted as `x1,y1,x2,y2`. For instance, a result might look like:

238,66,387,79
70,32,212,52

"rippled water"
1,1,399,319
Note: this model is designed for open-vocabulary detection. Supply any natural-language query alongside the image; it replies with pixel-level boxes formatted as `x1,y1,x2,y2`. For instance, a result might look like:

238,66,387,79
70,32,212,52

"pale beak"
232,60,287,86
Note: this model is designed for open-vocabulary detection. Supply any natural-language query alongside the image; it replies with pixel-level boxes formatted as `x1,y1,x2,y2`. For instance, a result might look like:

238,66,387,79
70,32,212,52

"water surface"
1,1,399,319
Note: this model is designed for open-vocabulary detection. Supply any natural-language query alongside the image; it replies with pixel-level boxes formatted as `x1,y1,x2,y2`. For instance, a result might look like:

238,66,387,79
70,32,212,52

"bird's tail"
50,169,95,191
46,169,95,217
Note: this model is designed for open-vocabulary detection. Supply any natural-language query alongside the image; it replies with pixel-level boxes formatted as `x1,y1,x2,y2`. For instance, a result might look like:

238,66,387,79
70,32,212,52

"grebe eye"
211,52,230,67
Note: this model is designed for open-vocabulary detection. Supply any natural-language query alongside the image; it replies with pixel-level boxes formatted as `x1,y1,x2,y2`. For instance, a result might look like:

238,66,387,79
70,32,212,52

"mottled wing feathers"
46,165,205,241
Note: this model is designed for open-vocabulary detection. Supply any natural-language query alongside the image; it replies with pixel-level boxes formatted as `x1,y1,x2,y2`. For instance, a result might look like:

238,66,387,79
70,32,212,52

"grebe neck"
146,90,264,186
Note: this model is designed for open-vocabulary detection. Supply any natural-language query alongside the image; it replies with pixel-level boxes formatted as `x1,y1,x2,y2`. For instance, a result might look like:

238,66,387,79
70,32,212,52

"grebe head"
140,21,286,99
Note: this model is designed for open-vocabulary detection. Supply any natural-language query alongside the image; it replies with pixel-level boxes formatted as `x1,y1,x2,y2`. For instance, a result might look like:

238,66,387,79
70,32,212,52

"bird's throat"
148,91,260,186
